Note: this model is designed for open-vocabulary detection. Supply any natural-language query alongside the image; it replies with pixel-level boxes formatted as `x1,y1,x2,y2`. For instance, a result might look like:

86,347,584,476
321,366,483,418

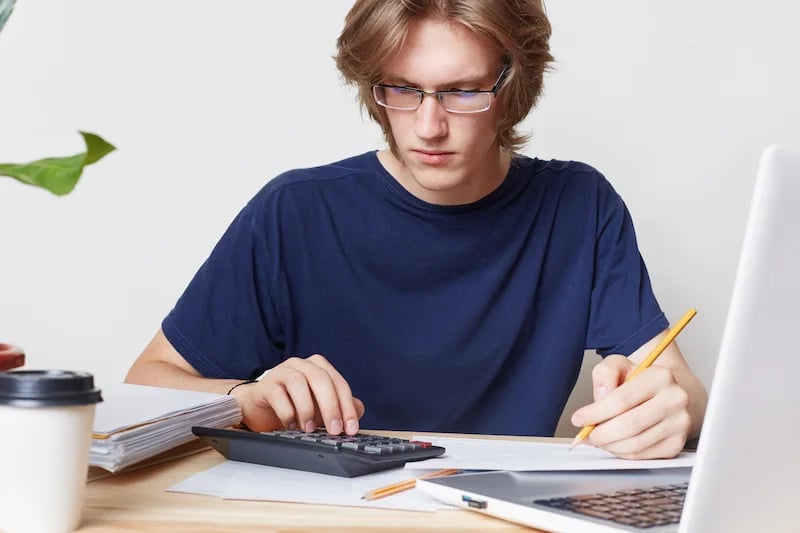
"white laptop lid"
679,145,800,532
418,146,800,533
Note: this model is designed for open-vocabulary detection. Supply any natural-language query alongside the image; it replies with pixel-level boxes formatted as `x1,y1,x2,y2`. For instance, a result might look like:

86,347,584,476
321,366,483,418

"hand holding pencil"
570,308,698,453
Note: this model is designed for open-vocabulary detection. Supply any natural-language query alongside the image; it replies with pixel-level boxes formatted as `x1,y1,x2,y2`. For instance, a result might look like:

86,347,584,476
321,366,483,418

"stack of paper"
91,383,242,472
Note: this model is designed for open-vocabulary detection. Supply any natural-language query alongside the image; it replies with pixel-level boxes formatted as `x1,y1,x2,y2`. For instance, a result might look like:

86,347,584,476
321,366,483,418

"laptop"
418,145,800,533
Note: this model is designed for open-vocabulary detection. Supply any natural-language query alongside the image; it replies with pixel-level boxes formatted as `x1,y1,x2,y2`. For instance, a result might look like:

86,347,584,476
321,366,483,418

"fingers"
571,355,634,427
587,392,691,458
307,396,366,433
572,363,692,459
591,355,632,401
240,354,363,436
305,354,362,435
353,397,366,419
252,382,295,431
274,362,322,432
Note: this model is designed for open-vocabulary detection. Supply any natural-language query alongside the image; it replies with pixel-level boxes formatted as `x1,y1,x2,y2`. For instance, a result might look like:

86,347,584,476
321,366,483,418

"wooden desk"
81,432,563,532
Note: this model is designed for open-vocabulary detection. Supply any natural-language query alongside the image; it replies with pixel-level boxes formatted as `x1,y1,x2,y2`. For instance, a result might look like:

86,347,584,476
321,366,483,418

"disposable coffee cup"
0,370,102,533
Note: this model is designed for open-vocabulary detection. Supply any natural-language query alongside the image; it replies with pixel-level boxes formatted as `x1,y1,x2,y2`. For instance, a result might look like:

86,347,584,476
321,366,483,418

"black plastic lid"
0,370,103,407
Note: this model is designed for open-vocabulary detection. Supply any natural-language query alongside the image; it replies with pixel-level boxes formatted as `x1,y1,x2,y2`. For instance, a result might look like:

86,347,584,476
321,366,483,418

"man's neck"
376,148,512,206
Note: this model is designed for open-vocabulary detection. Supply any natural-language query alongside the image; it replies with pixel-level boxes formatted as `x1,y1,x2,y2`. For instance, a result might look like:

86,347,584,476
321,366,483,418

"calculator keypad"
263,429,433,455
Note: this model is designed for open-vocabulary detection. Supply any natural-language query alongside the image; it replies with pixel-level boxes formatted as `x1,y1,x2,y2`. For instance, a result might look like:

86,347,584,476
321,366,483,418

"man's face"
379,18,506,205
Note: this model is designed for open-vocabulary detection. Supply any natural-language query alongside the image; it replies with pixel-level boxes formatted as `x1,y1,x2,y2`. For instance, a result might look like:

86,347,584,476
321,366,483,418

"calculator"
192,426,446,477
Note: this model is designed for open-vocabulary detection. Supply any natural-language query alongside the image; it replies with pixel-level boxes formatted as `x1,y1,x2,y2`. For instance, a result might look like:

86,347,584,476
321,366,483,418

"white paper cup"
0,370,102,533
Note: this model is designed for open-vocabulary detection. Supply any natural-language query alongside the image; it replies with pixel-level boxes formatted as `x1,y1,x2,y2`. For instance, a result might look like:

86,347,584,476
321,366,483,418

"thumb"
591,355,632,401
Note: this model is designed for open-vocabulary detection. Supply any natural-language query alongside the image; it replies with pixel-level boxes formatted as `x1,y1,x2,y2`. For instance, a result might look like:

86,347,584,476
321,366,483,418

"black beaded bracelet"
226,379,258,395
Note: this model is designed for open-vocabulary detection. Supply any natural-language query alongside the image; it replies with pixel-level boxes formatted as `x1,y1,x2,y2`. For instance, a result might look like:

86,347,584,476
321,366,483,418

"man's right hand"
229,354,365,435
126,331,365,436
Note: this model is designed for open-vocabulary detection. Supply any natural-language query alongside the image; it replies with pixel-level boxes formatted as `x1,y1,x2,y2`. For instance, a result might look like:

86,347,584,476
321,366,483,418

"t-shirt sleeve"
161,196,285,379
585,177,668,356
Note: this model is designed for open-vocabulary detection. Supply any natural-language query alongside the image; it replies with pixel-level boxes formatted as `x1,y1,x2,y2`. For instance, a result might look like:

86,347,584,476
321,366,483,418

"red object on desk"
0,344,25,371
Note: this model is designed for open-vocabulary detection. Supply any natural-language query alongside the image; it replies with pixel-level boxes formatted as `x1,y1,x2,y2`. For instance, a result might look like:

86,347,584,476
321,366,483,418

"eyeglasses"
372,64,509,114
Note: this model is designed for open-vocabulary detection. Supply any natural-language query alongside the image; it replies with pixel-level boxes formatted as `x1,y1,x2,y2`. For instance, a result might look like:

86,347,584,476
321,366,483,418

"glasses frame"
372,64,510,114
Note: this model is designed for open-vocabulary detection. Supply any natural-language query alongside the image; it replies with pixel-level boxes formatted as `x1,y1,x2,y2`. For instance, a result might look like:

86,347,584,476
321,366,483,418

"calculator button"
363,445,385,454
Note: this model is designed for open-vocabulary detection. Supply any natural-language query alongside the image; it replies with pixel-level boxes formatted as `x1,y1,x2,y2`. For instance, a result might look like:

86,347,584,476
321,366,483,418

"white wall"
2,1,798,433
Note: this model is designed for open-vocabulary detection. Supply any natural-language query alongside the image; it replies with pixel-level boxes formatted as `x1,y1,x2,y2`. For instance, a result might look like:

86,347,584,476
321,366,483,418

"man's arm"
126,329,242,395
126,329,365,435
570,331,708,459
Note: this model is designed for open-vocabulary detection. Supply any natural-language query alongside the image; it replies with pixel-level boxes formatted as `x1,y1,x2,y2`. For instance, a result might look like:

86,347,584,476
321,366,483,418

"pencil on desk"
362,468,462,501
570,307,698,449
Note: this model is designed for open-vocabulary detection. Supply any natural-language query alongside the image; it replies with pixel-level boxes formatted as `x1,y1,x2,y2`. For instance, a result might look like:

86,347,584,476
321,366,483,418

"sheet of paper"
406,436,695,471
169,461,455,511
93,383,238,435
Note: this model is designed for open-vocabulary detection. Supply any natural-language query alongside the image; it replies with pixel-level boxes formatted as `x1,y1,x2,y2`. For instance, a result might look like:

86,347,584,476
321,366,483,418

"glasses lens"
374,86,420,110
441,92,492,113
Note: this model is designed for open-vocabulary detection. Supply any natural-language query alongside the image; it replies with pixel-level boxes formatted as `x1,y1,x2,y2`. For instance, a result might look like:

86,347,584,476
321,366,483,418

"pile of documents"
91,383,242,472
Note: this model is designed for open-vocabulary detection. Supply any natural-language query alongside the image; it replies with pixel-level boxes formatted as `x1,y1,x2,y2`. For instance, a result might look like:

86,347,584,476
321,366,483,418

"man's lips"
413,150,453,165
414,149,454,156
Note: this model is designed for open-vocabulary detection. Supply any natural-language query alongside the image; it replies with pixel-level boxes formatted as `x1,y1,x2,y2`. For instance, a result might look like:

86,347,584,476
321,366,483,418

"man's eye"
452,91,480,99
387,86,416,95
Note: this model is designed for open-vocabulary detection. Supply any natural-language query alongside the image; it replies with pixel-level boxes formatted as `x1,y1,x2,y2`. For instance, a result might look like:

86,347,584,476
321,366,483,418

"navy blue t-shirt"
162,151,667,436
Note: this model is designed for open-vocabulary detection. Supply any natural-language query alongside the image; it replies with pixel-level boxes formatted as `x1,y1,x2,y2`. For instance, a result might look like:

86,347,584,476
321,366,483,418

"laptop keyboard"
534,482,688,529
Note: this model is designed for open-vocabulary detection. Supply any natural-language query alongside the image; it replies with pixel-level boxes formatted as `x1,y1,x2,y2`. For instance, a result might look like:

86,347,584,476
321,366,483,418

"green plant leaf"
0,0,15,34
0,131,116,196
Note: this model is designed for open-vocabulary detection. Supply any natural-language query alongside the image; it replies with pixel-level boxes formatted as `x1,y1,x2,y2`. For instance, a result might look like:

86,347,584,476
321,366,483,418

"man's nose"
414,94,448,140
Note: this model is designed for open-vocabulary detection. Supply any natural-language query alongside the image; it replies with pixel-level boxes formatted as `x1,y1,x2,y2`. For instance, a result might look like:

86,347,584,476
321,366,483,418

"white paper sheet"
406,436,695,471
169,461,455,511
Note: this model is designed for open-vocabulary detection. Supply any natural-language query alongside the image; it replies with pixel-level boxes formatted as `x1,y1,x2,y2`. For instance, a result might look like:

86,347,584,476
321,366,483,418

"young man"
126,0,707,460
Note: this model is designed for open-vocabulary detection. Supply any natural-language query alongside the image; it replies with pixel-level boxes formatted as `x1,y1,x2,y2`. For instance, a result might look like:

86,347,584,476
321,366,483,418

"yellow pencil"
570,307,698,449
362,468,462,501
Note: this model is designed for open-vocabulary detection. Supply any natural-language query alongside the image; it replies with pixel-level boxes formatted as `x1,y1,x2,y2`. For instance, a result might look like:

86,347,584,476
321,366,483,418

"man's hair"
335,0,553,155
